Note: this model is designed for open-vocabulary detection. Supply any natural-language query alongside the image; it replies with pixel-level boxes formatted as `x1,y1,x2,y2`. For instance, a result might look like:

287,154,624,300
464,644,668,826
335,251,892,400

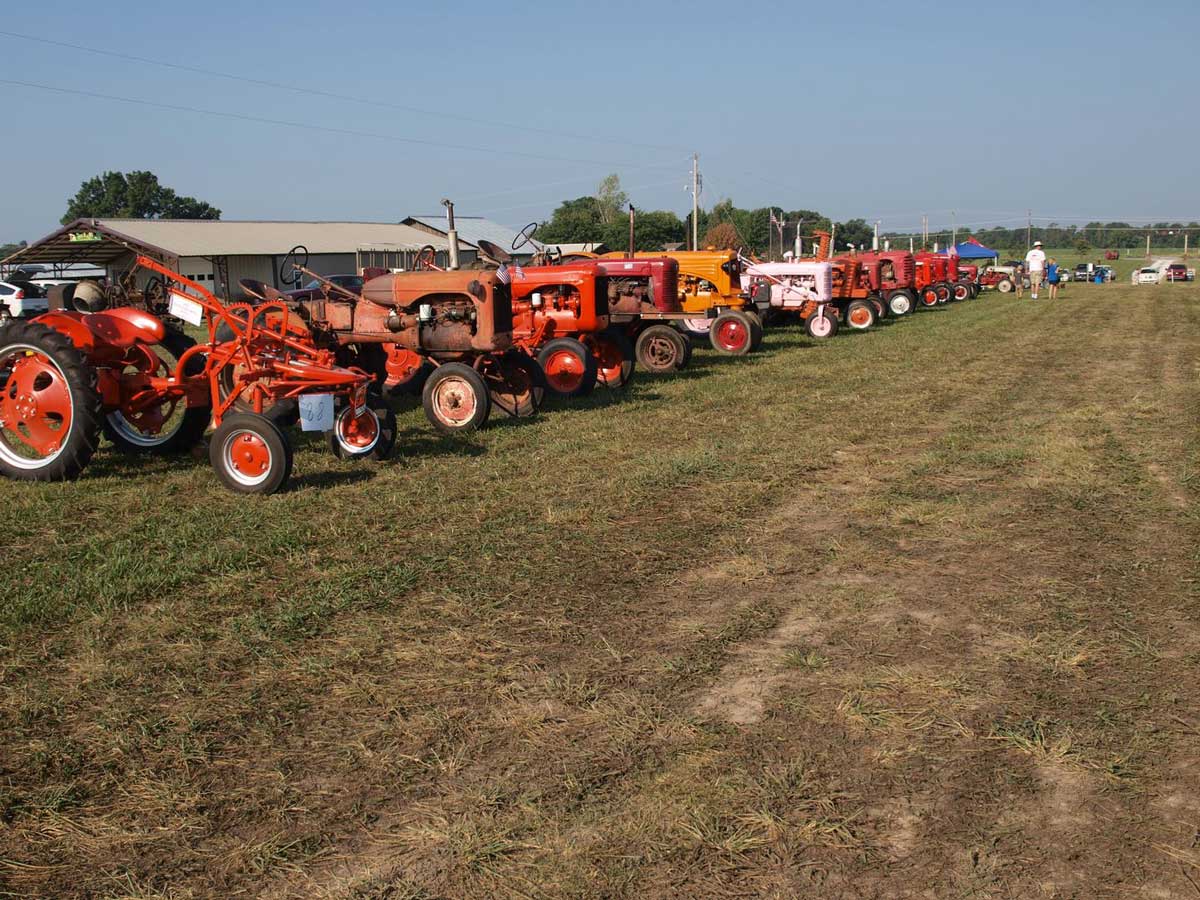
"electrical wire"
0,29,691,155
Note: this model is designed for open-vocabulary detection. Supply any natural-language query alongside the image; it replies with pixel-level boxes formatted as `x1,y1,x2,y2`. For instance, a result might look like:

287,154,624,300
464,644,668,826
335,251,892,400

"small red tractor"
956,263,980,299
0,256,386,494
913,252,955,306
852,250,918,316
271,246,540,434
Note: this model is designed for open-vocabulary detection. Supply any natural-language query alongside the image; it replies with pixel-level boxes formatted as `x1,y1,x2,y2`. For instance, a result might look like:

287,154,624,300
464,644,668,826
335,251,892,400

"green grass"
1,283,1198,898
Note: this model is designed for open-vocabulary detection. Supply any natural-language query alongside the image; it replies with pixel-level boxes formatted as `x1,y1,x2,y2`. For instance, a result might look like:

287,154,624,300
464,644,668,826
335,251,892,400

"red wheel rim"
714,318,749,352
954,285,969,300
848,307,872,328
432,375,479,424
543,349,584,393
922,289,938,306
336,407,380,453
591,338,625,385
223,430,272,487
0,348,74,467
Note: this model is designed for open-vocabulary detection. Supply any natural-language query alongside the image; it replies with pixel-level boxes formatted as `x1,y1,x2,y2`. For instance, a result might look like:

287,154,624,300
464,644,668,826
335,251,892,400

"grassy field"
1,282,1198,898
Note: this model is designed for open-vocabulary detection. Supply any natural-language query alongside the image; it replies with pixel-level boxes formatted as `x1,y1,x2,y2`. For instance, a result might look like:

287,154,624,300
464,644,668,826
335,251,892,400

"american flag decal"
496,264,511,284
513,261,525,279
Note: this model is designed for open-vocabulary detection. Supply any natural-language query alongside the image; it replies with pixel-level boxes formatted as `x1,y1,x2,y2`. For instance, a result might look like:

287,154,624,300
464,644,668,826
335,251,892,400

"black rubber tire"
635,324,689,374
422,362,491,434
952,282,971,302
804,309,838,339
708,311,754,356
741,309,765,351
209,412,293,494
537,337,598,398
935,283,952,304
869,295,886,320
485,351,546,418
103,329,211,455
328,392,396,461
591,327,636,389
0,320,103,482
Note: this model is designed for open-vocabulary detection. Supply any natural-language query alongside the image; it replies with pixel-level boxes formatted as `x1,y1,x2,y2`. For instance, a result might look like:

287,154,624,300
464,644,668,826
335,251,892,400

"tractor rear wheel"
709,311,754,356
484,351,546,419
104,329,211,455
845,300,875,331
888,290,914,316
935,283,952,303
919,287,939,307
214,319,299,426
328,393,396,461
952,282,970,301
635,324,689,374
0,320,103,482
679,317,714,338
210,412,293,494
996,278,1014,293
422,362,491,434
537,337,597,397
589,328,636,389
804,309,838,339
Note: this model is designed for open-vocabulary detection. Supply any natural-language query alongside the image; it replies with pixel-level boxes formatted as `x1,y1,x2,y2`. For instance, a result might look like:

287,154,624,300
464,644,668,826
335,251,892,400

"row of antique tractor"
0,222,983,494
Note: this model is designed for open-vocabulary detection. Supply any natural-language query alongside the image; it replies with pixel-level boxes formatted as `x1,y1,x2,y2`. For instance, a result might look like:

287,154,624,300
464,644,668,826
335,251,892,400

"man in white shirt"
1025,241,1047,299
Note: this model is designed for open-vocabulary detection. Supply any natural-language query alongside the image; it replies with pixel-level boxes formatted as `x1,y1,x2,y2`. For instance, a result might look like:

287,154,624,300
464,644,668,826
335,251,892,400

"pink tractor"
739,260,838,338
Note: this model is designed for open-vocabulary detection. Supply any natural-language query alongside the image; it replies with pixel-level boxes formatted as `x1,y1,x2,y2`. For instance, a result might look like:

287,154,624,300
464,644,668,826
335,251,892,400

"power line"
0,78,686,172
0,29,691,155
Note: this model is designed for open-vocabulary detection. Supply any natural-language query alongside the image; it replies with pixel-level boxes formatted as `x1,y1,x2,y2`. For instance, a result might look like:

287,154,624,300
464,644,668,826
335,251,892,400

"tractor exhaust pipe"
628,205,635,258
442,198,460,271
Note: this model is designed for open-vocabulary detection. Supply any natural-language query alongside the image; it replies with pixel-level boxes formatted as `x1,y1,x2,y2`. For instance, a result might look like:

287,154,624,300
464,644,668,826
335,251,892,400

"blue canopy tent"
951,239,999,259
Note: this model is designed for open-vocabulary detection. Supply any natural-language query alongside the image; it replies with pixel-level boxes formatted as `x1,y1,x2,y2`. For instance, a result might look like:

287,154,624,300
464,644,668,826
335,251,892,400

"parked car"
1105,250,1120,260
0,280,50,320
284,274,364,303
1165,263,1194,282
1136,267,1164,285
1074,263,1092,281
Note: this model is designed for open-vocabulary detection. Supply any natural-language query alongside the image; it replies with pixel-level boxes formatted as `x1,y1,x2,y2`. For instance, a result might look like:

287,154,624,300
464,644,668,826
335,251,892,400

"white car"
0,280,50,320
1136,268,1164,285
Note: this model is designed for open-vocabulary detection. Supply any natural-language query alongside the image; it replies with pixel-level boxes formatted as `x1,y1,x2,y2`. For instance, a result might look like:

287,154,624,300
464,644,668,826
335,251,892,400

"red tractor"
913,252,955,307
0,256,385,494
811,231,878,331
956,263,980,299
271,246,540,435
853,250,918,316
585,256,692,375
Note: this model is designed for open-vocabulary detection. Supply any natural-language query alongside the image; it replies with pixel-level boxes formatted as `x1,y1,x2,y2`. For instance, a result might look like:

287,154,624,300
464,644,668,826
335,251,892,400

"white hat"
1034,240,1043,247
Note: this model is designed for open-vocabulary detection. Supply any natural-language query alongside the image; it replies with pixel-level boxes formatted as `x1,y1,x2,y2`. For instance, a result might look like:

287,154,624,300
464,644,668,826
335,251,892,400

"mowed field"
1,283,1198,898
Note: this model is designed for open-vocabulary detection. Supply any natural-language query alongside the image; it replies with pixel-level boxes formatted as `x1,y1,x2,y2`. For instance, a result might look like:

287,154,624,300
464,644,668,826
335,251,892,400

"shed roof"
2,219,470,267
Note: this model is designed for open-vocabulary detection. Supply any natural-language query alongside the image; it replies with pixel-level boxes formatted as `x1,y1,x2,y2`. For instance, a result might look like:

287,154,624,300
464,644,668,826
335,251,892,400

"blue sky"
1,0,1196,244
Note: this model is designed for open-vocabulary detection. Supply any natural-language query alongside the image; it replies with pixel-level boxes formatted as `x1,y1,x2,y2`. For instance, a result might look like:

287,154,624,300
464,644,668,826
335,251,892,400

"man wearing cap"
1025,241,1047,299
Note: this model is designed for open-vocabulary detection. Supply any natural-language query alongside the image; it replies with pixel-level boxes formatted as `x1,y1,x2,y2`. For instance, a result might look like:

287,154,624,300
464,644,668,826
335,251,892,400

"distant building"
2,219,476,299
546,241,609,256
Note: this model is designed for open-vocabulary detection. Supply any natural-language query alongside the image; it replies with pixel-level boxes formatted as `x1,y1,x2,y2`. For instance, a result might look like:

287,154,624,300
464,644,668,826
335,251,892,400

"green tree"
538,196,604,244
0,240,27,259
605,209,685,252
595,174,628,227
702,222,741,250
835,218,874,252
62,170,220,224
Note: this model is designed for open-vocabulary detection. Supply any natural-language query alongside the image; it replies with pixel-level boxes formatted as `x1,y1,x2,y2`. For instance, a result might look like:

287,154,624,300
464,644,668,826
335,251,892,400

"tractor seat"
84,308,167,349
239,278,288,303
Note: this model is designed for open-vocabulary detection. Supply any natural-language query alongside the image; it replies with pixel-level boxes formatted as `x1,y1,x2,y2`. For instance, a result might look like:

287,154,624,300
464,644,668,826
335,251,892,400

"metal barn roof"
3,219,471,267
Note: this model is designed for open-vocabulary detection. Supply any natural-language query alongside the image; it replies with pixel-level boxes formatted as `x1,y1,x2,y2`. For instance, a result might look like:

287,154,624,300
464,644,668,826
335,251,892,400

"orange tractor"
0,256,384,494
270,245,541,434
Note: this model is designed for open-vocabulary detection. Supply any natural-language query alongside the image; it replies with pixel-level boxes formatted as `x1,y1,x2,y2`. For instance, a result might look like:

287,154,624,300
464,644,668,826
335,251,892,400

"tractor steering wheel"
280,245,309,286
414,245,438,271
512,221,538,252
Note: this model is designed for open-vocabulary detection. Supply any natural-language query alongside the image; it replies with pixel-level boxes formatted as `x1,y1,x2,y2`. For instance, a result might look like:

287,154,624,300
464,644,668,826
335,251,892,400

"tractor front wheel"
210,413,293,494
709,311,754,356
952,282,971,301
484,352,546,419
104,329,211,456
589,328,636,389
920,286,939,307
935,283,952,303
805,309,838,339
845,300,875,331
635,325,689,374
422,362,492,434
888,290,914,316
537,337,598,397
0,320,103,482
328,393,396,461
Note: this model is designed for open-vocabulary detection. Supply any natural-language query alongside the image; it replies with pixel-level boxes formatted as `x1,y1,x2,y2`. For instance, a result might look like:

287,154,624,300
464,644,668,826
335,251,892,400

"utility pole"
691,153,700,251
1027,209,1032,250
1146,232,1151,259
1185,232,1190,259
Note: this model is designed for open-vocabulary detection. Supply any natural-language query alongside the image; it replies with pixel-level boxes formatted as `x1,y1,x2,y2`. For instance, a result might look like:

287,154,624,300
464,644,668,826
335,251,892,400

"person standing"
1047,258,1061,299
1025,241,1047,299
1013,261,1025,298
